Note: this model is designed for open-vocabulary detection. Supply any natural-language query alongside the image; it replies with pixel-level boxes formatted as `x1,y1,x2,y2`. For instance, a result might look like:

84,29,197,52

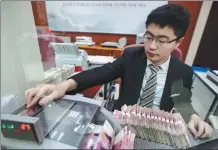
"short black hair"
146,4,190,39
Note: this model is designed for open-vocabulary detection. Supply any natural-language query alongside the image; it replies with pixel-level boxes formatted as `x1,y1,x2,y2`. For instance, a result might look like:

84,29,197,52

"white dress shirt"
137,56,171,109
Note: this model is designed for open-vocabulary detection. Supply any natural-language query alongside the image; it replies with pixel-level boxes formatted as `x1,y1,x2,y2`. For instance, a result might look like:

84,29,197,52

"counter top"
134,129,218,149
195,71,218,95
78,45,123,51
2,129,218,149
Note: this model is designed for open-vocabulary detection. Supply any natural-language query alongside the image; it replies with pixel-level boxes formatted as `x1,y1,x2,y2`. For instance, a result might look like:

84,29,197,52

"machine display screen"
1,104,44,142
1,120,36,142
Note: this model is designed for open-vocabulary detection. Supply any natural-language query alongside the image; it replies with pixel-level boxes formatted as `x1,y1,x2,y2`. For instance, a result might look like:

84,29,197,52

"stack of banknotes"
113,126,135,149
81,120,135,149
113,104,191,149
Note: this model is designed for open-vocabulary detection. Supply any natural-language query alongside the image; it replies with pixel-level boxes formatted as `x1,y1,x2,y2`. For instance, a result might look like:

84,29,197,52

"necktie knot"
149,64,160,73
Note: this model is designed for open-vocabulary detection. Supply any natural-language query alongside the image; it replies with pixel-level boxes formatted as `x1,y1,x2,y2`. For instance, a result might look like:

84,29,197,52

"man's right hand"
25,79,77,108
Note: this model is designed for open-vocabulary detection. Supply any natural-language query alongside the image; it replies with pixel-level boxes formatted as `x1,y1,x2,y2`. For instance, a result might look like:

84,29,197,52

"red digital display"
1,120,37,142
20,124,31,130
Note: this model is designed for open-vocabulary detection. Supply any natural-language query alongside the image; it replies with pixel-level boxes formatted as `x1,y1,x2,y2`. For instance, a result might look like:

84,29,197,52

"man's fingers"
196,122,205,138
26,88,38,107
200,124,213,139
208,125,213,137
200,124,209,138
188,121,197,137
38,95,54,106
25,88,33,105
26,86,50,108
39,90,61,106
27,96,40,108
26,84,45,106
26,89,45,108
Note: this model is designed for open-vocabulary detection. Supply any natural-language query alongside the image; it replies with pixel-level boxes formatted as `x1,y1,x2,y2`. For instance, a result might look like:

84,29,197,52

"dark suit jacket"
68,46,195,114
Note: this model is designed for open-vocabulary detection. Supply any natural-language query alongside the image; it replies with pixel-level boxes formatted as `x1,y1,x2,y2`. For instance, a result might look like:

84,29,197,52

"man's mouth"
147,51,156,56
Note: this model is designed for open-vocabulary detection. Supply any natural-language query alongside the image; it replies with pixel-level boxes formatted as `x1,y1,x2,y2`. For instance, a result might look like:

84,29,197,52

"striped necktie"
140,64,160,107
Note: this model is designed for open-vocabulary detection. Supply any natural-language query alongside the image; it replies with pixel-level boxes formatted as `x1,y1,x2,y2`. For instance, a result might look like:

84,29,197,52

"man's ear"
175,37,184,48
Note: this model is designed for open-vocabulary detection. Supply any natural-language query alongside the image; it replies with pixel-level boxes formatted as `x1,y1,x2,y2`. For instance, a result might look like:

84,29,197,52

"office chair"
171,48,182,61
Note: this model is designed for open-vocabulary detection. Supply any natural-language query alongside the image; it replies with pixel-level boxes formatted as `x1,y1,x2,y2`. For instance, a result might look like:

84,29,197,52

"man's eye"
158,40,167,43
146,36,153,40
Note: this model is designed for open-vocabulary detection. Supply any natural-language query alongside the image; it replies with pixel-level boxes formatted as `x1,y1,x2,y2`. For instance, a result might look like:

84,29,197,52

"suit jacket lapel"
160,57,180,111
132,48,147,105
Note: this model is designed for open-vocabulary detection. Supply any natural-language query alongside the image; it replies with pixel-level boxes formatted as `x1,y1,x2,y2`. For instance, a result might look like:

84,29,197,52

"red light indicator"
21,124,25,130
20,124,31,130
26,124,31,130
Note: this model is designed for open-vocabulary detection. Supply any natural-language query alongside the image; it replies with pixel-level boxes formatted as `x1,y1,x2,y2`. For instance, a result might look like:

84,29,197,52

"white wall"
1,1,45,105
185,1,213,66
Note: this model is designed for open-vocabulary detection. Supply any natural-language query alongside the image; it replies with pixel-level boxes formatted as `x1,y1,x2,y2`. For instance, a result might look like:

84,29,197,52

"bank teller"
25,4,212,139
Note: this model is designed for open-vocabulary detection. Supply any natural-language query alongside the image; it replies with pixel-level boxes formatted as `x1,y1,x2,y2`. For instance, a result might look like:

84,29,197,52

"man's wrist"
60,79,77,92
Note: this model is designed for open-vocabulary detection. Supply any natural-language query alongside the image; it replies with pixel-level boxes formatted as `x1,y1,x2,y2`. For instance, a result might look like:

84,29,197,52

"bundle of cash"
44,65,75,84
81,120,135,149
113,104,191,149
93,120,115,149
113,126,136,149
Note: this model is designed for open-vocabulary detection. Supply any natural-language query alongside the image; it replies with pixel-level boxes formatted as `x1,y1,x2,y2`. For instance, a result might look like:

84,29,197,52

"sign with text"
46,1,167,34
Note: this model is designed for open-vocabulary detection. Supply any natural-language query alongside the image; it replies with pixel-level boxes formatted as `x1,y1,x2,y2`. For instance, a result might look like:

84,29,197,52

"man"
26,4,212,139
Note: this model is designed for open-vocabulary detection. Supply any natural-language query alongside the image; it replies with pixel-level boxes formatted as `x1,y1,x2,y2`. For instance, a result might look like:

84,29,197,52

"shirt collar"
147,55,171,72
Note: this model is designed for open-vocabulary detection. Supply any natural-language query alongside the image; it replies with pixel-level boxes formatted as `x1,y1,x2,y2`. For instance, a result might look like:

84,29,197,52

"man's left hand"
188,114,213,139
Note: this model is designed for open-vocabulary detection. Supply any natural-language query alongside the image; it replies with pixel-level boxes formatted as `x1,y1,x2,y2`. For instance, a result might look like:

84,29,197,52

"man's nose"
149,40,158,50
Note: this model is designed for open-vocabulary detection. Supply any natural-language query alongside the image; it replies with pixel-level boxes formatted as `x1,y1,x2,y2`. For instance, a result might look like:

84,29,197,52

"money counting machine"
1,95,122,149
1,95,218,149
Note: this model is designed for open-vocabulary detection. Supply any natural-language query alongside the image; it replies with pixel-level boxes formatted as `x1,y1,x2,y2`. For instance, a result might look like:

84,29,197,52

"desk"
191,71,218,121
78,45,123,58
134,129,218,149
2,128,218,149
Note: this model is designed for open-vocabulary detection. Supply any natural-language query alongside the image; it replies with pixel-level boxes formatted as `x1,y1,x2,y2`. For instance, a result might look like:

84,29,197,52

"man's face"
144,23,182,65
